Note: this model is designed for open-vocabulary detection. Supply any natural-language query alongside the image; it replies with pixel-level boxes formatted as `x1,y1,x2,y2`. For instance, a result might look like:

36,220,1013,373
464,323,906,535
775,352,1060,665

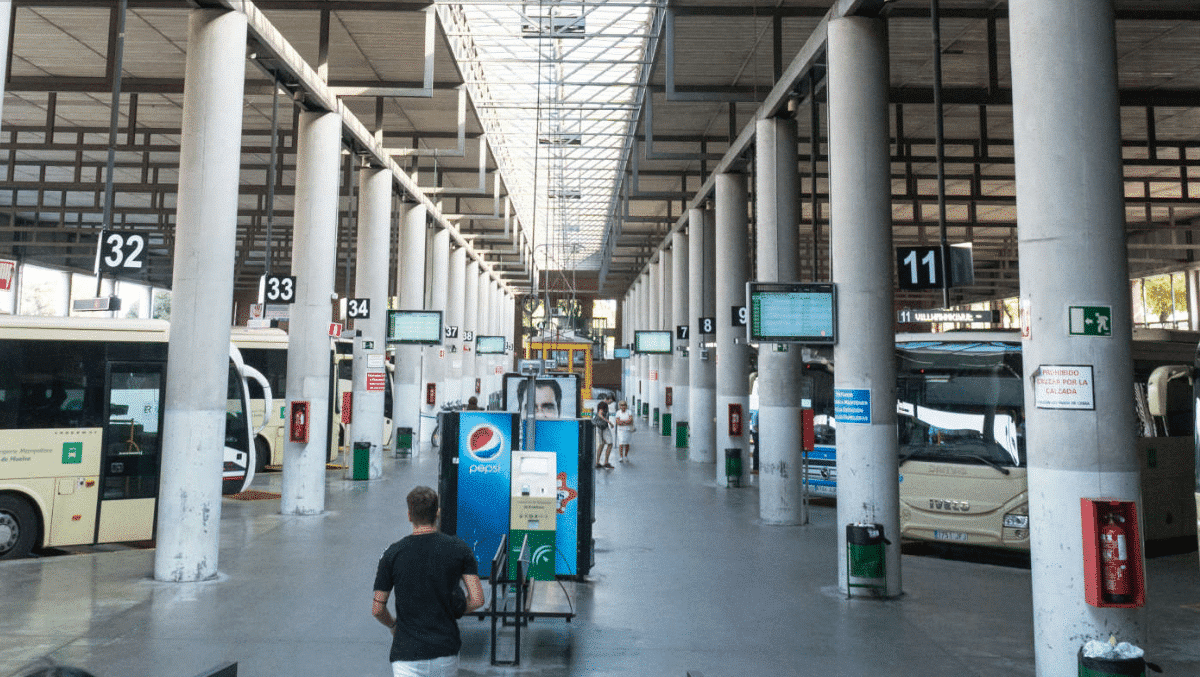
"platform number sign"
445,325,459,339
264,275,297,303
464,330,475,342
97,231,146,272
700,317,716,335
732,305,748,327
897,246,944,290
676,325,689,340
347,298,370,319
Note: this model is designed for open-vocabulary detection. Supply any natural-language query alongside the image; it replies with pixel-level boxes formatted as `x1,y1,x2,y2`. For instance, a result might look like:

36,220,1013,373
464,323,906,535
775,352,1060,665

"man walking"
594,393,615,469
373,486,485,677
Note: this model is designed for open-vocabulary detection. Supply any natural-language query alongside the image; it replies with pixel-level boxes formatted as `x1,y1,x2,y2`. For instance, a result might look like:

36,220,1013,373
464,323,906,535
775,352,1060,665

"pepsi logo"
466,423,505,462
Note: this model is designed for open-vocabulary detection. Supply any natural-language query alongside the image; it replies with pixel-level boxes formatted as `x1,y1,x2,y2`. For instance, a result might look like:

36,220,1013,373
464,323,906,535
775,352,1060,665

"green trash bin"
725,448,742,487
675,421,688,448
1077,647,1150,677
846,523,889,595
352,441,371,480
396,426,413,458
661,412,671,436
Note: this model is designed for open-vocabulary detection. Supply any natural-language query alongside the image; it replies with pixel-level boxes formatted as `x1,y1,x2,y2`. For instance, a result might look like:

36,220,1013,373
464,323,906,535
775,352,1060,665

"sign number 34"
97,231,146,272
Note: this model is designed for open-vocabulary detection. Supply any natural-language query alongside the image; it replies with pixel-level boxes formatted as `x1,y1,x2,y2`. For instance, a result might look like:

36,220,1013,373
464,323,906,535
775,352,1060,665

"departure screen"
387,310,443,344
747,282,837,344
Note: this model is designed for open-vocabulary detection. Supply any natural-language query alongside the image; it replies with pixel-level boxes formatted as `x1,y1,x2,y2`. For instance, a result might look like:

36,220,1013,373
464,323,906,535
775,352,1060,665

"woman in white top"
613,400,635,461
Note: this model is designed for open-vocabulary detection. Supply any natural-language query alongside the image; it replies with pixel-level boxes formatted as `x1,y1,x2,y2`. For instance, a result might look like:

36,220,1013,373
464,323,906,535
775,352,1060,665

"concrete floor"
3,426,1199,677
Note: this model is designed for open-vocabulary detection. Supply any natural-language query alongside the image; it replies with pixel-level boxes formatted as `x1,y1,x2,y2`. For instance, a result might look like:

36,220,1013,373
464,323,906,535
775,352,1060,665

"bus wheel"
0,495,38,560
254,437,270,473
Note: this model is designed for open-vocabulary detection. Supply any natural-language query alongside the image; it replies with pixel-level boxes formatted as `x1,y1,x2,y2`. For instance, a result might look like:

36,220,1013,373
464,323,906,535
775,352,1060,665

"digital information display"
475,335,506,354
634,330,673,354
386,310,443,344
747,282,837,344
612,347,631,359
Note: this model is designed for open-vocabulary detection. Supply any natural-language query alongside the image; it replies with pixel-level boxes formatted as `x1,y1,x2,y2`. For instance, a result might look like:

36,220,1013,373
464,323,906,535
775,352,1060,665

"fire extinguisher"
1099,513,1132,604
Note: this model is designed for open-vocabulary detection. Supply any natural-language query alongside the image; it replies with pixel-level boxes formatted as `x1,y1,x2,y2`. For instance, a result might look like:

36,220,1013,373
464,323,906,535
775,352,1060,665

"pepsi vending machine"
439,411,594,579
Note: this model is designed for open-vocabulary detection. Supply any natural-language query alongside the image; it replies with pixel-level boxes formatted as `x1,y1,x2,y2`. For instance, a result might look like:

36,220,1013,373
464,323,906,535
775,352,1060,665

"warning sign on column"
1034,365,1094,410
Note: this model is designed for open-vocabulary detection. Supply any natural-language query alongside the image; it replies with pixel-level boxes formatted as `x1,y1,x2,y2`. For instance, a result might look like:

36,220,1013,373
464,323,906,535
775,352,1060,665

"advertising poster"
455,411,514,577
503,373,581,419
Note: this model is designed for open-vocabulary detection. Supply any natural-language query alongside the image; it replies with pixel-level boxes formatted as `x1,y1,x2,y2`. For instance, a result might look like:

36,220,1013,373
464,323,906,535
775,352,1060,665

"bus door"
98,362,164,544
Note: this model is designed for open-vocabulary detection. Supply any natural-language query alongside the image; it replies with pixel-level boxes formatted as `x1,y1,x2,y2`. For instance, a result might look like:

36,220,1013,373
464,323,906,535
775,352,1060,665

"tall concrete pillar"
155,8,247,582
828,16,900,596
445,246,466,405
659,247,673,436
1010,2,1142,672
350,167,391,479
425,229,450,411
638,273,651,418
715,173,750,485
478,272,492,400
280,111,342,515
462,259,480,403
394,202,427,451
756,116,806,524
689,208,716,463
671,231,690,447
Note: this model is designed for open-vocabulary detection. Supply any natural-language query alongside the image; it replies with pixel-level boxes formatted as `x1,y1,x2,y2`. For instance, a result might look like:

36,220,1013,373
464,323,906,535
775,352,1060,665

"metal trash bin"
396,426,413,458
661,412,672,436
675,421,688,449
1078,645,1157,677
846,522,889,596
352,441,371,480
725,448,742,487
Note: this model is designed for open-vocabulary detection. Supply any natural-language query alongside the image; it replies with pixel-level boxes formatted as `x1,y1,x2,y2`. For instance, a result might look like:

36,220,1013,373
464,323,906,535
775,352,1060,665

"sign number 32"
98,231,146,272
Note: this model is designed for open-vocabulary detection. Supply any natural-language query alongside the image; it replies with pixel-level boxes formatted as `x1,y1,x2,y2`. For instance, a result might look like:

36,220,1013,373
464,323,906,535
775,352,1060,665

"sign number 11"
897,246,943,290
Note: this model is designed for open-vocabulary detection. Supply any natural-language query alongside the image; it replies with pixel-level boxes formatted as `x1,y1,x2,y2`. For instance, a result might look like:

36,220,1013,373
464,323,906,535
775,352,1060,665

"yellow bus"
0,315,257,560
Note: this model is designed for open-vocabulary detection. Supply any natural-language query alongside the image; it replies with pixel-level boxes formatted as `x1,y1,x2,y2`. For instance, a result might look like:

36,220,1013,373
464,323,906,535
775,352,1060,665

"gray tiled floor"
3,426,1199,677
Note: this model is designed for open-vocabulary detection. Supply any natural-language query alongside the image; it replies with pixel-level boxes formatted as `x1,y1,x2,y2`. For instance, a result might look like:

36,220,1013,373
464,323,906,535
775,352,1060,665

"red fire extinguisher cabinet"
1080,498,1145,608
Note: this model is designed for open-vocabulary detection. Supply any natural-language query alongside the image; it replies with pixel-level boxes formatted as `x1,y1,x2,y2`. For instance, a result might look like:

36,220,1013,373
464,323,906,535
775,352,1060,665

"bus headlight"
1003,512,1029,529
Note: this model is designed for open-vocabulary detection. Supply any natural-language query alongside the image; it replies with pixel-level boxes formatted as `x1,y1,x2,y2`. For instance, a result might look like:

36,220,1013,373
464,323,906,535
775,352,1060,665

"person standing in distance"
373,486,485,677
613,400,635,462
594,393,615,469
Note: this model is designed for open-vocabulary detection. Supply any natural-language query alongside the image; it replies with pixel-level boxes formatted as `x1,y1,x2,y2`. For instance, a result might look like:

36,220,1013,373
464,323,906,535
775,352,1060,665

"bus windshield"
896,340,1025,469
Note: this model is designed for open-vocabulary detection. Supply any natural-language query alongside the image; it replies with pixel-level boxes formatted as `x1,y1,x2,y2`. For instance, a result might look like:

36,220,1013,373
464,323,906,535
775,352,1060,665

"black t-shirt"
596,400,610,419
374,532,479,662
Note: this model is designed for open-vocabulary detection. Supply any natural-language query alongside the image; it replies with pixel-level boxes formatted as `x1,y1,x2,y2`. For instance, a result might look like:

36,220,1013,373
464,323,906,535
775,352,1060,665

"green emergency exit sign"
1068,306,1112,337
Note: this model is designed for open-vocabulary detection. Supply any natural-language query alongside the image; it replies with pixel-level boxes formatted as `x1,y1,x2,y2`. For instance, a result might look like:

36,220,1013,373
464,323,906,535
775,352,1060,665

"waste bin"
725,448,742,487
846,522,889,596
352,441,371,480
1078,645,1154,677
661,412,671,436
675,421,688,449
396,426,413,458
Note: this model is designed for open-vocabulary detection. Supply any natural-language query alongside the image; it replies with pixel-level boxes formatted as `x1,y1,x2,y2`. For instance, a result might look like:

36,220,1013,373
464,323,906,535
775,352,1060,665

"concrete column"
462,259,480,403
424,229,450,418
689,208,717,463
659,247,673,436
715,173,751,485
155,8,247,582
394,202,427,451
828,16,900,596
445,246,466,405
280,110,342,516
1010,2,1142,672
756,116,806,525
671,230,690,447
640,272,652,419
478,272,492,400
0,0,10,126
350,167,390,479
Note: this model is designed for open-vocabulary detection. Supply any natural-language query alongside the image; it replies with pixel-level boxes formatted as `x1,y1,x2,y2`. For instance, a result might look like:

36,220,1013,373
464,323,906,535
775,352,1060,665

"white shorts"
392,654,458,677
597,425,613,445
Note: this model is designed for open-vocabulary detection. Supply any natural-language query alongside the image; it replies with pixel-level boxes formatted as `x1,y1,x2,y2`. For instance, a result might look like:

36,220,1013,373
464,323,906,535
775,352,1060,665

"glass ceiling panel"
436,1,664,273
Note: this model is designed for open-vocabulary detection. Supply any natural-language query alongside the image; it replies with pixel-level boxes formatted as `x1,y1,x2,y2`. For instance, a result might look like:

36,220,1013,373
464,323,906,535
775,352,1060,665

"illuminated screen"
386,310,443,344
612,347,631,359
746,282,837,344
476,335,506,354
634,331,672,354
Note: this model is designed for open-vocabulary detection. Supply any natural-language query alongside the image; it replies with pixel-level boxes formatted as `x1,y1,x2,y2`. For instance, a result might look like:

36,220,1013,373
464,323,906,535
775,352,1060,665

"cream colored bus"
0,316,257,560
895,329,1197,551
